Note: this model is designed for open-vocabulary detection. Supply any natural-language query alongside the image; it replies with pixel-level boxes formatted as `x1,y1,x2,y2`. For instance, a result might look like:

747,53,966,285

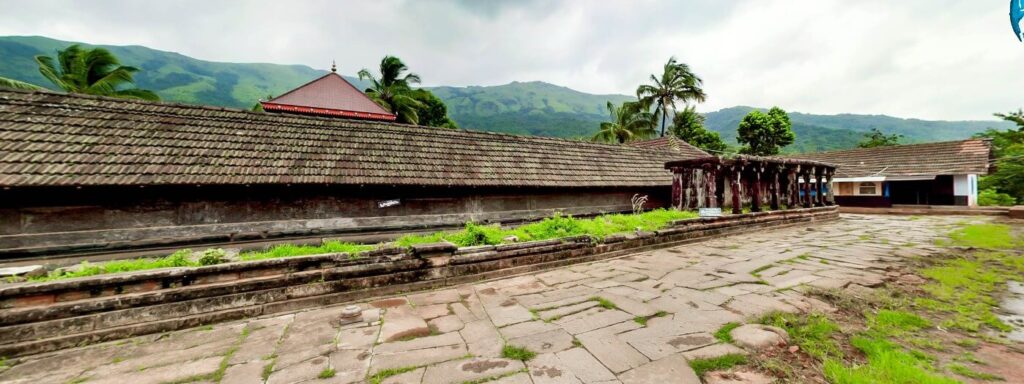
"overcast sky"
0,0,1021,120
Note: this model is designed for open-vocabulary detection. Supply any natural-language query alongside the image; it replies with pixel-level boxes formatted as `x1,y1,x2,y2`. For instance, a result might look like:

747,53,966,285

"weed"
824,336,958,384
760,312,843,360
571,338,582,348
501,344,536,361
953,338,979,349
633,311,668,326
197,248,226,266
688,354,748,377
866,310,930,337
590,296,617,310
750,265,772,277
261,362,275,381
948,363,1003,381
368,366,419,384
713,322,741,343
318,367,336,379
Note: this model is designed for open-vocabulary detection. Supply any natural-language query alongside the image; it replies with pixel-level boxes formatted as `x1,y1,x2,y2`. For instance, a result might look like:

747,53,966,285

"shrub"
977,188,1017,206
198,249,226,266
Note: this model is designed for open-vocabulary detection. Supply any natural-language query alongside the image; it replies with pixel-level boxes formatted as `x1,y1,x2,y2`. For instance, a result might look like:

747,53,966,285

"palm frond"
35,55,69,91
0,77,43,91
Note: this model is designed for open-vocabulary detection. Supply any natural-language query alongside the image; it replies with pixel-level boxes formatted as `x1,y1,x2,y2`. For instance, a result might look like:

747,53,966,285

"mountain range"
0,36,1012,153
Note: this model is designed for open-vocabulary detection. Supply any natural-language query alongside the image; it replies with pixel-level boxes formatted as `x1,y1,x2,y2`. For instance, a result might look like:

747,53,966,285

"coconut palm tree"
637,57,706,137
34,44,158,100
0,77,43,91
358,56,424,124
592,101,657,144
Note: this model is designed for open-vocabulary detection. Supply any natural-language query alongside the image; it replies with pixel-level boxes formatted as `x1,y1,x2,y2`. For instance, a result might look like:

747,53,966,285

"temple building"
0,88,703,259
259,64,396,121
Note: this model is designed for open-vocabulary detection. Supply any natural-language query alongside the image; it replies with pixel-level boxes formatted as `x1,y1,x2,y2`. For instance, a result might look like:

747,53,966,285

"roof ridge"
0,89,663,153
802,138,990,156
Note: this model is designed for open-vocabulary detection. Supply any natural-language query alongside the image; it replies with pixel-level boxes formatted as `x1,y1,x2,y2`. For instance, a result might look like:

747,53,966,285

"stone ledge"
0,206,838,357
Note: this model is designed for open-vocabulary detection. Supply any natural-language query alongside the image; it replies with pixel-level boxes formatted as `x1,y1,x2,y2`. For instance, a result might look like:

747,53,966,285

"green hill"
704,106,1012,154
0,35,1012,152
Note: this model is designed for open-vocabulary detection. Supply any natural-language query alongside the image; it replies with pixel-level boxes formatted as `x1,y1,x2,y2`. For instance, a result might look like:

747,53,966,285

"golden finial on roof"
331,60,337,73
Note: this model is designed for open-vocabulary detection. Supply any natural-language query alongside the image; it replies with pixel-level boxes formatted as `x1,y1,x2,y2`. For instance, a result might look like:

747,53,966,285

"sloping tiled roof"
0,89,698,188
626,136,710,159
260,72,396,121
793,139,992,178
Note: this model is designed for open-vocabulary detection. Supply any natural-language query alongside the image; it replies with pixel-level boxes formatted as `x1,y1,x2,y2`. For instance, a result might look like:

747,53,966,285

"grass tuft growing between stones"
713,322,741,343
501,344,536,361
318,367,336,379
633,311,668,326
823,336,958,384
590,296,617,310
760,312,843,361
368,366,419,384
688,354,748,377
948,363,1003,381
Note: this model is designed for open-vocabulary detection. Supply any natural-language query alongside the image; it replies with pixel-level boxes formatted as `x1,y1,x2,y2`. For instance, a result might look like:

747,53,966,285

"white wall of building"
953,174,979,206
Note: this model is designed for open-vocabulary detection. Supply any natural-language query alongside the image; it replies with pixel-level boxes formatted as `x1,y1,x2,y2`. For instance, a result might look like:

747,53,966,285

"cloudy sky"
0,0,1021,120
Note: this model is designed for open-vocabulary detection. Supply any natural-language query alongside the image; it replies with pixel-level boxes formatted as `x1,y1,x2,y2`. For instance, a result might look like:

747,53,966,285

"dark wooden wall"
0,184,670,258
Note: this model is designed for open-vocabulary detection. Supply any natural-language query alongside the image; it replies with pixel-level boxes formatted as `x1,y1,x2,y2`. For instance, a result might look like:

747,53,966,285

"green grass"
318,367,336,379
633,311,668,326
760,312,843,360
21,210,695,283
29,249,197,281
395,209,697,247
28,240,373,282
368,366,419,384
714,322,741,343
867,310,931,337
501,344,536,361
948,224,1020,249
238,241,374,261
688,354,748,377
824,336,959,384
948,363,1003,380
590,296,617,310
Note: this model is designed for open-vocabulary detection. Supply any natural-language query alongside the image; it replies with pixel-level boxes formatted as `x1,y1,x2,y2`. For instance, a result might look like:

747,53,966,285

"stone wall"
0,206,838,357
0,185,669,258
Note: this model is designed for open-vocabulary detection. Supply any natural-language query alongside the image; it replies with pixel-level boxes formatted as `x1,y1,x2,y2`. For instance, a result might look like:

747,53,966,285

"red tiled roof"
793,139,992,178
260,72,396,121
0,89,702,188
627,136,710,159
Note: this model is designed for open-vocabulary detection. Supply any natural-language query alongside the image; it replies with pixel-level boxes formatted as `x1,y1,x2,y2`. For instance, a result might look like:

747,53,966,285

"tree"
34,44,159,100
0,77,43,91
592,101,656,144
358,56,424,125
974,109,1024,204
637,57,706,137
736,107,795,156
669,106,728,153
410,89,458,128
857,128,903,148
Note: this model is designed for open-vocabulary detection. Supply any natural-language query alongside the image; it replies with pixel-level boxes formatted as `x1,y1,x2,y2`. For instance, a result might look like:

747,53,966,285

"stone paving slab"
0,214,976,384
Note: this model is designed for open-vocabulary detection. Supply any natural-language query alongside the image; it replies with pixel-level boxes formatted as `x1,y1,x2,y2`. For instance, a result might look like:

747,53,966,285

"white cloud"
0,0,1019,120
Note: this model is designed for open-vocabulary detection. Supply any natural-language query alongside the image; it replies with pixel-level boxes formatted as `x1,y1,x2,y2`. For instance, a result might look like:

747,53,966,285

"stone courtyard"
0,214,978,384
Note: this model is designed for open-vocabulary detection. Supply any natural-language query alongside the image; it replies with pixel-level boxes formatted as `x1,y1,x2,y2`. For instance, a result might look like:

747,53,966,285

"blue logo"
1013,0,1024,41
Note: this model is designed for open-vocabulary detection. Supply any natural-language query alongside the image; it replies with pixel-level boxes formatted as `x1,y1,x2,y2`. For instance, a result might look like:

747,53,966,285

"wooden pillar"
730,165,742,214
770,166,780,210
802,168,813,208
750,165,762,213
814,167,824,207
671,170,683,210
715,166,726,208
789,166,800,209
826,169,836,205
705,165,717,208
689,169,700,209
